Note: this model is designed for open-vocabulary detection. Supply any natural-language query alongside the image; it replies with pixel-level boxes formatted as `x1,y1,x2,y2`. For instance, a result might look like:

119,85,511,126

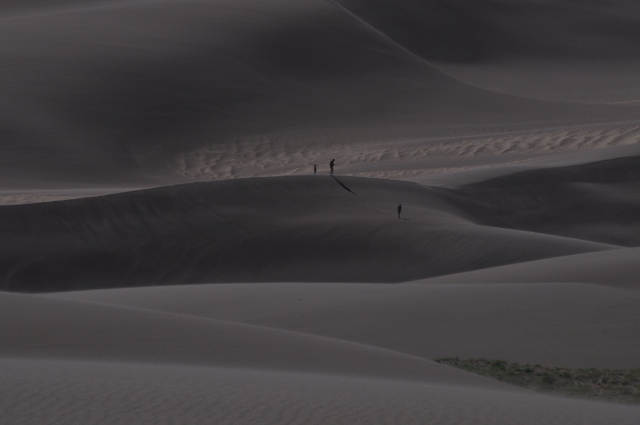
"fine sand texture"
4,0,640,424
4,156,640,423
3,0,640,191
6,156,640,291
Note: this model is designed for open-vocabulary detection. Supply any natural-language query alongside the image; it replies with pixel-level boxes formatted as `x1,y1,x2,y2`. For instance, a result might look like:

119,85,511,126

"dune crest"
2,0,640,189
7,155,640,292
172,124,640,181
335,0,640,104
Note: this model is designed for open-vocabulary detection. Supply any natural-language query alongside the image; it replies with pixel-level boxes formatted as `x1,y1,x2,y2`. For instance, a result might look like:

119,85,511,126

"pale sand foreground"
3,155,640,423
48,280,640,369
2,152,640,423
3,359,640,425
3,278,640,423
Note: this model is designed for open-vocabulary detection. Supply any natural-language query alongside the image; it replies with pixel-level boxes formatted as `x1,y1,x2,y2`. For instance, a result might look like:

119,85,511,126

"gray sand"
3,1,640,423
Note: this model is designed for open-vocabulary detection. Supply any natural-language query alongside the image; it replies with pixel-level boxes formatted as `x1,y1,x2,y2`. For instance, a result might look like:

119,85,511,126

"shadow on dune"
437,155,640,247
332,176,356,194
2,156,640,292
3,0,640,188
333,0,640,103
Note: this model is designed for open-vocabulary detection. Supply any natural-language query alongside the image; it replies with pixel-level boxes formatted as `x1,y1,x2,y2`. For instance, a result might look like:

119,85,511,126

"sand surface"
3,0,640,423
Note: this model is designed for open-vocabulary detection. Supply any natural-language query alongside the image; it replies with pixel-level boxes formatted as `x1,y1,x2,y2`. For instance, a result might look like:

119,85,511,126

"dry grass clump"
435,358,640,404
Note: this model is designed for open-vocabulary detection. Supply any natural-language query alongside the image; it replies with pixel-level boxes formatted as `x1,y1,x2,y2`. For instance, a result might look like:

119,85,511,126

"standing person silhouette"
314,164,317,175
397,203,402,219
330,159,335,175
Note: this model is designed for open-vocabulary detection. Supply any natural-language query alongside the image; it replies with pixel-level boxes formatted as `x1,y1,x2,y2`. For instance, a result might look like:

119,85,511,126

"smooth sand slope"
2,0,640,191
335,0,640,103
4,155,640,422
7,155,640,291
50,281,640,369
5,277,640,423
5,358,640,425
2,291,494,383
418,248,640,290
4,1,640,424
5,279,640,423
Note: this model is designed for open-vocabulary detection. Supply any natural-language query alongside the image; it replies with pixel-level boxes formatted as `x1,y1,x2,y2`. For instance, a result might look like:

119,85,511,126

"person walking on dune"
330,159,335,175
397,203,402,219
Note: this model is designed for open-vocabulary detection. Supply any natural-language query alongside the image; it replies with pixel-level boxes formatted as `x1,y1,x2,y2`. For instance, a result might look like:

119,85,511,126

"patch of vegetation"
435,357,640,404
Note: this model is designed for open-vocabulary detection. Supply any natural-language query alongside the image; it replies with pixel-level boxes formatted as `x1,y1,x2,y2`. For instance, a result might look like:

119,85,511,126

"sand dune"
335,0,640,65
438,155,640,246
3,358,640,425
2,163,629,291
51,281,640,369
419,248,640,290
334,0,640,103
173,122,640,182
2,291,501,384
3,0,640,190
4,1,640,423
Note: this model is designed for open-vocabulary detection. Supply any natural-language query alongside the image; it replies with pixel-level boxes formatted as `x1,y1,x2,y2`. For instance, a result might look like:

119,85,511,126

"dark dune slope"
439,155,640,246
2,0,639,188
335,0,640,103
335,0,640,64
5,156,639,291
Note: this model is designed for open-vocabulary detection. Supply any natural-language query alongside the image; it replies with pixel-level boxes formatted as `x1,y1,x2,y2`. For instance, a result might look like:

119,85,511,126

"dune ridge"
7,155,640,292
2,291,501,385
416,247,640,290
2,0,640,190
333,0,640,104
438,155,640,246
50,280,640,369
173,123,640,182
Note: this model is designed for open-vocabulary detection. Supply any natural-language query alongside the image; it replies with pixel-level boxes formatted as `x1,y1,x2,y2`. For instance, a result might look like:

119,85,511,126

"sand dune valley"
3,0,640,424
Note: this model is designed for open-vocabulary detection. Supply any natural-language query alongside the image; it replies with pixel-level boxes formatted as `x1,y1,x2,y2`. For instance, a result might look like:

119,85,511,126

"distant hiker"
314,164,317,175
330,159,335,175
397,203,402,219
